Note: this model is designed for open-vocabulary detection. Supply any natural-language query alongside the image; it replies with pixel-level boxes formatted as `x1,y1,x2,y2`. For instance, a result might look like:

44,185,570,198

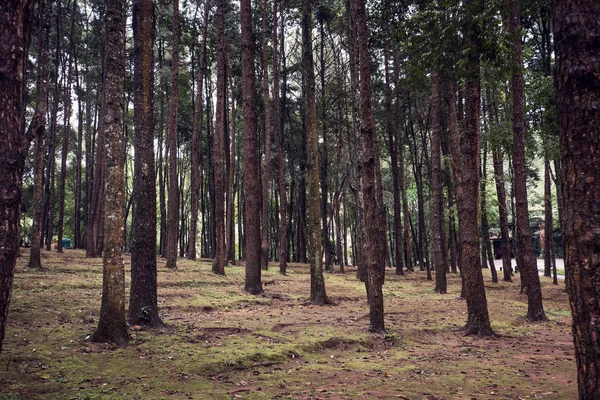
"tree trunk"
386,25,403,275
188,0,210,261
57,8,76,253
430,71,446,294
128,0,164,329
212,0,226,275
554,1,600,397
460,0,494,336
303,0,330,305
543,159,553,277
273,0,287,275
165,0,180,269
0,0,33,354
259,0,272,271
226,73,237,265
89,0,129,346
240,0,263,294
507,0,546,321
480,143,498,282
28,0,50,269
351,0,385,333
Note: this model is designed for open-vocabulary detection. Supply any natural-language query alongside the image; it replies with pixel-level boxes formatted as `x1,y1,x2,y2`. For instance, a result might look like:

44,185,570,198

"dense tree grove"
1,0,599,397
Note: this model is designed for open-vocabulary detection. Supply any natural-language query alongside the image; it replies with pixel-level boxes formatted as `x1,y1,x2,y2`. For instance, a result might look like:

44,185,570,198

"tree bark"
303,0,330,305
212,0,226,275
430,71,446,294
507,0,546,321
188,0,210,261
89,0,129,346
273,0,287,275
386,19,403,275
351,0,385,333
0,0,33,354
260,0,272,271
460,0,494,336
128,0,164,329
28,0,50,269
165,0,180,269
57,6,76,253
240,0,263,294
553,1,600,397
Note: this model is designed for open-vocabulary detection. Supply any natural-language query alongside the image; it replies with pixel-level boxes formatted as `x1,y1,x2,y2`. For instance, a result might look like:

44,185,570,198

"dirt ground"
1,248,576,399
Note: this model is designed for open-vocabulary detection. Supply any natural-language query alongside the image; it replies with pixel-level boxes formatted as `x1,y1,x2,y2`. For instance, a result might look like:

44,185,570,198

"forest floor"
1,249,576,400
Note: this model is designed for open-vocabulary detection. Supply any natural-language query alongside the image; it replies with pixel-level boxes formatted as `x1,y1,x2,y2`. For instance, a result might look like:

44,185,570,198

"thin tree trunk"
212,0,226,275
460,0,494,336
188,0,210,261
543,160,553,277
430,70,446,293
28,0,50,269
303,0,330,305
274,0,287,275
386,23,403,275
507,0,546,321
165,0,180,269
240,0,263,294
260,0,272,271
57,5,76,253
351,0,385,332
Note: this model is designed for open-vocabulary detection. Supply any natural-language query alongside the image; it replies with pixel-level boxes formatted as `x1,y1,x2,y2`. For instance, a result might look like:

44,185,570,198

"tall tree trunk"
446,83,465,296
274,0,287,275
351,0,385,332
507,0,546,321
128,0,164,328
319,13,332,273
240,0,263,294
303,0,330,305
188,0,210,261
430,71,446,294
260,0,272,271
45,2,61,252
0,0,33,354
74,38,84,249
28,0,50,269
480,142,498,282
212,0,226,275
89,0,129,346
460,0,494,336
385,18,403,275
226,73,237,265
543,160,553,277
165,0,180,269
554,1,600,396
57,4,76,253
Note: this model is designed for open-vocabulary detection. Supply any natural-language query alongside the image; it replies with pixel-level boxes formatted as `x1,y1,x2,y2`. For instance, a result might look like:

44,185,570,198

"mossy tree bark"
89,0,129,346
